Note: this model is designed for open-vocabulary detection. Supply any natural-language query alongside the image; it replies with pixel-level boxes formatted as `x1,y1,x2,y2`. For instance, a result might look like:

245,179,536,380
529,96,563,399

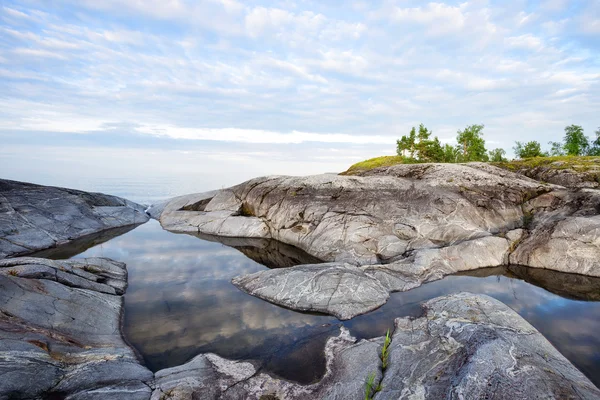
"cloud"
12,48,69,59
135,125,396,144
505,34,544,50
1,0,599,166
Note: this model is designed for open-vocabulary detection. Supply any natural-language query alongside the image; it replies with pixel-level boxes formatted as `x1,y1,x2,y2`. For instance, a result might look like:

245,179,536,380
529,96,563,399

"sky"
1,0,599,195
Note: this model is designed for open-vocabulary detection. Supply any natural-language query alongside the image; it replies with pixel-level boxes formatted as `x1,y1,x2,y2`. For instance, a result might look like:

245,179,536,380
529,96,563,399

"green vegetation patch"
341,155,415,175
492,156,600,173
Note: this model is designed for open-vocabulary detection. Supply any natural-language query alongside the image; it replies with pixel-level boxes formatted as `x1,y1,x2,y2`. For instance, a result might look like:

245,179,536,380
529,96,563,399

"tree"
588,127,600,156
549,141,565,156
455,124,488,162
397,124,446,162
421,136,445,162
563,124,589,156
396,127,417,158
489,148,507,162
442,144,458,163
414,124,432,159
414,124,444,162
513,141,547,158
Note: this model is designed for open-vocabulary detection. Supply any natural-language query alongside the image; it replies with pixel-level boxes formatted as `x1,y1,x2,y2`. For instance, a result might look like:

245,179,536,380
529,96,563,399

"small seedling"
7,269,18,276
365,372,375,400
381,329,391,370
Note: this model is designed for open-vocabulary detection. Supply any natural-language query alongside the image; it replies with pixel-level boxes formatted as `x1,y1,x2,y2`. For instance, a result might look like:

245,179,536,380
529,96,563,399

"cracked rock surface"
151,293,600,399
153,163,600,318
0,179,149,258
0,257,153,399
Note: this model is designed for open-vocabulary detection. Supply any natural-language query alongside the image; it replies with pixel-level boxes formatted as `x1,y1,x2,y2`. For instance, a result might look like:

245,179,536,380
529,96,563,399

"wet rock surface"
0,257,153,399
151,293,600,399
154,163,600,318
0,179,149,258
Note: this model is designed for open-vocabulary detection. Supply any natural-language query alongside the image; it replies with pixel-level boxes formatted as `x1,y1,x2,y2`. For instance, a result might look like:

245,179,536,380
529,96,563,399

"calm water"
49,219,600,387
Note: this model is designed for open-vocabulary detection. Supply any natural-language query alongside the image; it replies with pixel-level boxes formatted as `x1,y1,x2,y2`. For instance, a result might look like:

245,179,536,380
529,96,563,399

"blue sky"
1,0,600,188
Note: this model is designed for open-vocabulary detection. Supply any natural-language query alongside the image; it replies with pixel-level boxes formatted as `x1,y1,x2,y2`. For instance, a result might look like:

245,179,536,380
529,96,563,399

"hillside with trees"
342,123,600,177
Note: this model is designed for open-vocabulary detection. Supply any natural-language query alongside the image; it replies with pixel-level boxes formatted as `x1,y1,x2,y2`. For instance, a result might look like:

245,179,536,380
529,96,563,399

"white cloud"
1,0,599,166
387,2,467,31
135,125,396,145
12,48,68,59
3,6,30,19
505,34,544,50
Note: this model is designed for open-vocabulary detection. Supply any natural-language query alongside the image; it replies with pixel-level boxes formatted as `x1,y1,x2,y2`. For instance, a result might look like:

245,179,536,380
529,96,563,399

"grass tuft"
7,269,18,276
381,329,391,370
364,372,382,400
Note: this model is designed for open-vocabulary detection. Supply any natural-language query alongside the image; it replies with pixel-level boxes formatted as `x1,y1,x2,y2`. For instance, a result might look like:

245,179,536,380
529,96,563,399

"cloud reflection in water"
69,220,600,386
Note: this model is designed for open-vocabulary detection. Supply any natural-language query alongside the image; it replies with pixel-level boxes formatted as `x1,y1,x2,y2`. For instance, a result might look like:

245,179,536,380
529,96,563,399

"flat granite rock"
232,263,390,320
153,163,600,318
0,179,149,258
0,257,153,399
375,293,600,399
150,293,600,399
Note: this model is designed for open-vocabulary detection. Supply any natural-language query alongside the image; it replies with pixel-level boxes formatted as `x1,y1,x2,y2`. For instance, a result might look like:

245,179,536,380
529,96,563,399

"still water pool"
44,219,600,387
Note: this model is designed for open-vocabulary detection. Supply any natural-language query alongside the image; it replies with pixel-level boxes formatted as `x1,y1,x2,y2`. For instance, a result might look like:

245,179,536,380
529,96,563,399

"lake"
41,218,600,387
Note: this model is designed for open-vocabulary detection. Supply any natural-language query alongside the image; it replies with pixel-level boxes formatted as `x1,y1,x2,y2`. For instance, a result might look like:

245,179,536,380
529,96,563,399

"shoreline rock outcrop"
152,163,600,319
1,176,599,398
0,179,149,258
0,257,153,399
150,293,600,399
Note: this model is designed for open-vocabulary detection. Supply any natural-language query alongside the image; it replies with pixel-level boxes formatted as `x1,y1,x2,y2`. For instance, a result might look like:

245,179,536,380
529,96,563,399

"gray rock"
0,257,153,399
0,179,149,258
375,292,600,399
492,160,600,189
232,263,390,320
153,163,600,318
152,327,383,400
155,189,269,237
150,293,600,399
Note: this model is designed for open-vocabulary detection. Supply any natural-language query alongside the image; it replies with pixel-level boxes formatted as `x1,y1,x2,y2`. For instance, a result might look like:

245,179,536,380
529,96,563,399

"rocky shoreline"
0,179,149,259
1,166,600,399
153,163,600,319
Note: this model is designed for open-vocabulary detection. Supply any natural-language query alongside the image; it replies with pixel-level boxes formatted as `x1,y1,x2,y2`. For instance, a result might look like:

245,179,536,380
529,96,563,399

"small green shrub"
522,212,534,229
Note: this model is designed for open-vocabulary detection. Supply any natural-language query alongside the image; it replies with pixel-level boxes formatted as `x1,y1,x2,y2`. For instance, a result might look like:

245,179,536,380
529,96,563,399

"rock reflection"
190,232,323,269
67,220,600,388
32,223,142,259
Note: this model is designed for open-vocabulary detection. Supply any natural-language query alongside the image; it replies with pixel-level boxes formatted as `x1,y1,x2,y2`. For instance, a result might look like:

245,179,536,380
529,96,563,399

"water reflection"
61,220,600,387
29,224,141,259
190,233,323,269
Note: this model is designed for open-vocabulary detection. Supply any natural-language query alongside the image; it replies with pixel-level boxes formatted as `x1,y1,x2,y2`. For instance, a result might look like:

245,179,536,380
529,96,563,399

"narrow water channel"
47,219,600,387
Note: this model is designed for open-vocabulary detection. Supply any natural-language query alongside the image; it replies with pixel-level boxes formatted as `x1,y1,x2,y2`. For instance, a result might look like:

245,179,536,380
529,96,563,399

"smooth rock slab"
0,179,149,258
233,236,513,319
375,292,600,400
232,263,390,320
0,257,153,399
